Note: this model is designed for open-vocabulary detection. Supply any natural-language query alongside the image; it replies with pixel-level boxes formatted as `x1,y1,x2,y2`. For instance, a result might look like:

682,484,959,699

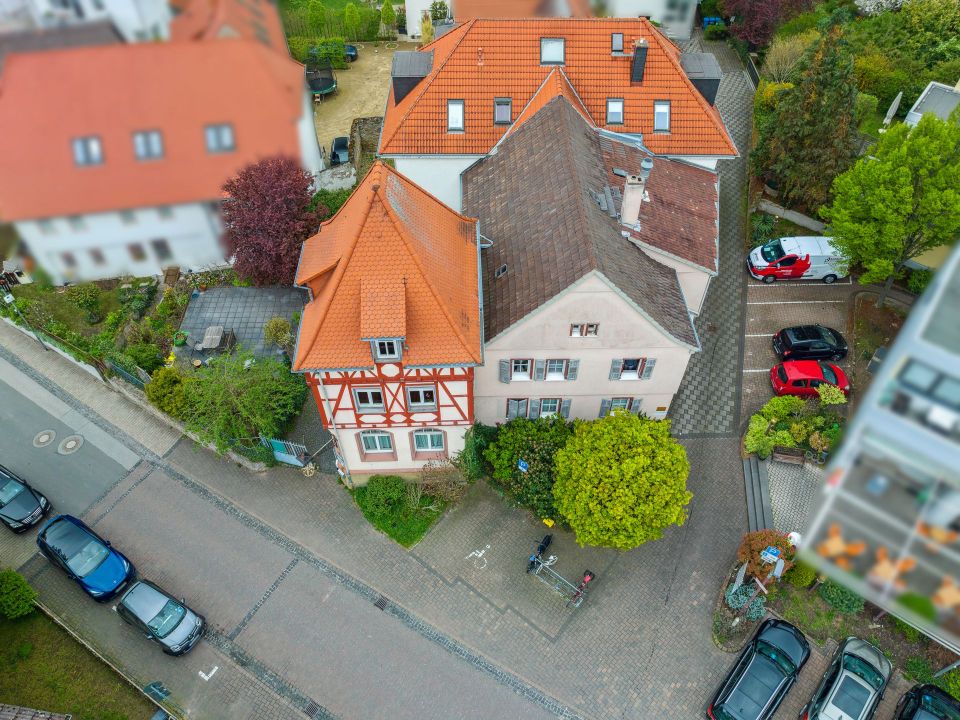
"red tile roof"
170,0,288,52
294,161,482,371
504,66,594,138
379,18,736,158
0,40,304,221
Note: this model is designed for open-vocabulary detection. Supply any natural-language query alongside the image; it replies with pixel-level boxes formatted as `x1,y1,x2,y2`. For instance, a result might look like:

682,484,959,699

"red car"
770,360,850,397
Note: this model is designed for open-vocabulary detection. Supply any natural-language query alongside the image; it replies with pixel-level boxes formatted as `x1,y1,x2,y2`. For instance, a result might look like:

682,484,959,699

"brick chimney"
631,38,648,84
620,157,654,226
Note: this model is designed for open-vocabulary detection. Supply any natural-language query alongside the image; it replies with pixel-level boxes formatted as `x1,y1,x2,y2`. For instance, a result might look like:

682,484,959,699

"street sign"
517,459,529,473
760,546,781,564
2,293,13,305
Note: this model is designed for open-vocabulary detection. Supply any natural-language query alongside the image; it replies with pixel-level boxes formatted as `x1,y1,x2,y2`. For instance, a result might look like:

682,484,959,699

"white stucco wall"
637,245,713,316
387,155,484,211
605,0,696,39
404,0,432,36
338,425,468,479
474,272,694,424
17,203,225,284
298,90,326,177
669,155,721,170
57,0,171,39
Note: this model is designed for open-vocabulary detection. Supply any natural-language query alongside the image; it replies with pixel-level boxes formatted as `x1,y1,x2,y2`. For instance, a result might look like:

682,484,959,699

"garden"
744,389,846,461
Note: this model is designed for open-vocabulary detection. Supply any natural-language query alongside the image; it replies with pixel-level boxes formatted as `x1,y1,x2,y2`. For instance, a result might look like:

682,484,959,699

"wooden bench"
771,446,805,465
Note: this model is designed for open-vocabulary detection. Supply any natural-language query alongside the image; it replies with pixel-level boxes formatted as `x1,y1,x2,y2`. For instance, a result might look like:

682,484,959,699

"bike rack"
529,559,590,608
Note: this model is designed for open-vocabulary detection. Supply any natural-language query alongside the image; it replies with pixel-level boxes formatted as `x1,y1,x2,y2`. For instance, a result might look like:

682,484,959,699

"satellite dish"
883,91,903,126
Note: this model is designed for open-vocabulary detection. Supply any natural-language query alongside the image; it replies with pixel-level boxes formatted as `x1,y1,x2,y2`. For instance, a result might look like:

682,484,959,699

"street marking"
746,300,845,305
743,369,771,373
465,544,490,570
750,277,852,286
198,665,219,681
745,333,772,337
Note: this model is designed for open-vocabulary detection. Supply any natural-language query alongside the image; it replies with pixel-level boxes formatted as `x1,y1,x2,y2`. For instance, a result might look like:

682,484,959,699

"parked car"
894,684,960,720
344,44,358,62
747,236,848,284
770,360,850,398
36,515,135,602
799,637,892,720
330,136,349,166
773,325,848,362
0,464,50,532
115,580,205,656
707,618,810,720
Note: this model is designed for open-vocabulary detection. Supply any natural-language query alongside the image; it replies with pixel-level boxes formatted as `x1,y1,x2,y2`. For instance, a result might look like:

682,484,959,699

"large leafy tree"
552,412,691,550
221,156,321,287
752,15,859,210
821,111,960,306
724,0,813,47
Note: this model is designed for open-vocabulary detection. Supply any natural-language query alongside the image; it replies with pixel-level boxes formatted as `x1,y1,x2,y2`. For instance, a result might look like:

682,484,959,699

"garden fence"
108,361,146,390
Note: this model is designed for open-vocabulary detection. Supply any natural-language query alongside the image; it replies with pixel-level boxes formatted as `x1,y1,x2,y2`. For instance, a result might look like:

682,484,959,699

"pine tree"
752,14,859,210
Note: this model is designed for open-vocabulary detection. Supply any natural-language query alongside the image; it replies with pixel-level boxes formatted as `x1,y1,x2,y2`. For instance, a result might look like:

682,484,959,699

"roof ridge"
555,99,599,271
556,66,595,124
378,21,474,152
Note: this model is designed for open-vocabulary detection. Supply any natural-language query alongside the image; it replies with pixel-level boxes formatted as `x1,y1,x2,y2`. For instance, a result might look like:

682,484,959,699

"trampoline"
306,55,337,99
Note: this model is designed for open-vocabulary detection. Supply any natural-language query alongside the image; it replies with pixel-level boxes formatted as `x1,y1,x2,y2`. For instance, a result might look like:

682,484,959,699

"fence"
260,436,309,467
109,361,146,390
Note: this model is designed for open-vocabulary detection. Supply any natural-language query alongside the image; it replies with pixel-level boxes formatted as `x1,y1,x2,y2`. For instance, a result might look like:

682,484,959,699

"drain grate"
303,700,321,718
373,595,388,611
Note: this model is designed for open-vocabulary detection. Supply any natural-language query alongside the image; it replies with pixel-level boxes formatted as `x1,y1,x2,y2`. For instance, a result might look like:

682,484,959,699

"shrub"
789,421,810,444
145,366,190,419
737,529,794,579
454,422,497,481
309,37,348,70
751,212,777,244
32,267,54,291
906,656,934,683
126,343,164,374
0,569,37,619
287,36,311,62
819,579,864,614
360,475,407,519
311,187,353,216
726,583,752,610
893,593,937,641
429,0,448,21
760,395,807,422
418,460,468,503
263,316,293,348
746,594,767,621
785,560,817,588
704,23,728,40
817,384,848,407
854,92,879,124
699,0,720,15
380,1,396,32
65,283,103,323
908,268,933,295
745,415,796,459
809,431,831,453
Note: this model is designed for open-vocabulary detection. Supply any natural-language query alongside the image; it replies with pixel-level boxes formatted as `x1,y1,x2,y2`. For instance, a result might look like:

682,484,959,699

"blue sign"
517,459,529,473
760,546,781,564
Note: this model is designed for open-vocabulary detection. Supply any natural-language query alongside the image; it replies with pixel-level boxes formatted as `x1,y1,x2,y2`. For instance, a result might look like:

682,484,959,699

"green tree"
146,366,191,419
0,569,37,619
752,14,859,210
429,0,448,21
183,351,306,452
821,110,960,307
552,412,691,549
483,417,572,519
380,1,396,33
343,2,360,39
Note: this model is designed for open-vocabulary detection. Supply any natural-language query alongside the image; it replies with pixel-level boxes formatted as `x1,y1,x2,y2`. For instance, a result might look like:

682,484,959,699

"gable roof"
379,17,736,158
293,161,482,371
170,0,288,51
504,66,594,138
0,39,303,221
461,95,701,348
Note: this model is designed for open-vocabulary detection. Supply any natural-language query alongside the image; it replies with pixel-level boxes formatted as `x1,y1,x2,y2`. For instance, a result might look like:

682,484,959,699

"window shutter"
560,399,572,419
609,359,623,380
630,397,643,415
518,399,529,418
534,359,546,381
499,359,511,383
599,398,612,418
566,359,579,381
528,399,541,420
641,358,656,380
506,399,518,419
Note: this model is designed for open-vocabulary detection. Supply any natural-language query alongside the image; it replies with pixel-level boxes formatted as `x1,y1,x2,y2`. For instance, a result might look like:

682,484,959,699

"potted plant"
173,330,188,346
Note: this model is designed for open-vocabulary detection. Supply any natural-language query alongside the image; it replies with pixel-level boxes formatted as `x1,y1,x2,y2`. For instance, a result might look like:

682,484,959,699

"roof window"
72,136,103,167
447,100,464,132
205,123,235,153
654,101,671,132
612,33,624,53
540,38,565,65
493,98,512,125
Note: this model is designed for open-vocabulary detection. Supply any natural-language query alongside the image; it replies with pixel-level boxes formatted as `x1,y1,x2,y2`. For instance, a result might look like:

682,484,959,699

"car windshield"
760,240,784,263
922,692,960,720
819,363,838,385
45,520,109,577
817,326,837,344
830,675,872,717
843,654,885,690
148,599,186,638
0,476,25,508
712,706,739,720
756,640,796,675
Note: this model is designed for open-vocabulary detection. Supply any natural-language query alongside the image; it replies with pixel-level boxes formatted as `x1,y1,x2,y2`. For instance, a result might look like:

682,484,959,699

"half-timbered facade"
293,161,482,480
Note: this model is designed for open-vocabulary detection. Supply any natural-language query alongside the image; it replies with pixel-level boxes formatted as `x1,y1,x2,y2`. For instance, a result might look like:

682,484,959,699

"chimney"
620,157,653,226
631,38,648,84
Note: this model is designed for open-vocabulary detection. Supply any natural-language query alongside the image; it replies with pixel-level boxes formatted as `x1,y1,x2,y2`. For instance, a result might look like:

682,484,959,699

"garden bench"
771,446,805,465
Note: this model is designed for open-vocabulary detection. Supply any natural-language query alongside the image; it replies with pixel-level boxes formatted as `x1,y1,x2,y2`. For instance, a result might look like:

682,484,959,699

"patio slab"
177,286,307,359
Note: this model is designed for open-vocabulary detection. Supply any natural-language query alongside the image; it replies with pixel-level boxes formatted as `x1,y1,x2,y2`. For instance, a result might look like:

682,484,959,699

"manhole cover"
33,430,56,448
57,435,84,455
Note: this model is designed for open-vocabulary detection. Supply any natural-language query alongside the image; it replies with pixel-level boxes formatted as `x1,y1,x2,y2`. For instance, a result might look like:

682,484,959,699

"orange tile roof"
0,40,303,221
294,161,482,371
503,66,594,139
379,18,736,158
170,0,288,52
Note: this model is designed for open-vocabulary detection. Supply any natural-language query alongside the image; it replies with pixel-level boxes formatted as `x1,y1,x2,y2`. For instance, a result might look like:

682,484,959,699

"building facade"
0,0,170,40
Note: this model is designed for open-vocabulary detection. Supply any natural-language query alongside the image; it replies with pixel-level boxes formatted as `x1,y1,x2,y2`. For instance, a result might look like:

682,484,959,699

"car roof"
820,669,875,720
779,236,838,256
120,580,169,620
842,638,892,679
722,652,786,719
782,360,824,379
757,620,808,666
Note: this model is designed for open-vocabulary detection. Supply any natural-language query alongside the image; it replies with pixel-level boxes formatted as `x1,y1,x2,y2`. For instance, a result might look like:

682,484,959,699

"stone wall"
349,116,384,172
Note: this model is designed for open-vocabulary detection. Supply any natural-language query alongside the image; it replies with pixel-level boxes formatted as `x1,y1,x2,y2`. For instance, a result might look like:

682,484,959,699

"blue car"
37,515,135,602
345,44,358,62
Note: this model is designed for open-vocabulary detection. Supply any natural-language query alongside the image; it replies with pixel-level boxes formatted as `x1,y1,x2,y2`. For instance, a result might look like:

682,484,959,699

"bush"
700,0,721,16
760,395,807,422
145,366,190,420
454,422,497,481
819,579,864,614
785,560,817,588
908,268,933,295
854,91,879,124
263,317,293,348
32,267,54,291
287,36,311,62
361,475,407,518
704,23,728,40
417,460,469,503
746,594,767,621
751,212,777,244
126,343,164,374
429,0,448,21
938,668,960,700
65,283,103,323
745,414,797,458
893,592,937,641
0,569,37,619
906,656,934,683
737,530,794,579
817,384,848,407
309,37,348,70
311,187,354,216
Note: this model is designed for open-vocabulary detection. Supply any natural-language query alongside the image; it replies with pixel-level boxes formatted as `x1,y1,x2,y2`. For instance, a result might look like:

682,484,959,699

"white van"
747,236,849,284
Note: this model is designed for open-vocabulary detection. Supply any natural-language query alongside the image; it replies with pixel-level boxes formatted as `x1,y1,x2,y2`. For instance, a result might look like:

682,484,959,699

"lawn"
0,612,155,719
12,282,122,338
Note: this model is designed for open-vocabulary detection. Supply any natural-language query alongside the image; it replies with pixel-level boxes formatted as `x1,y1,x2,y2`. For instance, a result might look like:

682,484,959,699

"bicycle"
526,534,557,573
566,570,595,607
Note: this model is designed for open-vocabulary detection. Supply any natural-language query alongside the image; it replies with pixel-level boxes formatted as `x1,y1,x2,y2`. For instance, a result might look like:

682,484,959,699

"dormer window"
373,339,402,361
72,136,103,166
612,33,624,53
447,100,464,132
540,38,565,65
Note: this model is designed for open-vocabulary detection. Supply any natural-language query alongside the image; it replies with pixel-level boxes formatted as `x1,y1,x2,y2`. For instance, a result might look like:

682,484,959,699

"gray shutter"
499,359,511,383
599,398,612,418
528,399,541,420
560,398,572,419
518,399,529,418
565,359,579,381
506,399,518,419
534,359,546,381
641,358,656,380
609,359,623,380
631,397,643,415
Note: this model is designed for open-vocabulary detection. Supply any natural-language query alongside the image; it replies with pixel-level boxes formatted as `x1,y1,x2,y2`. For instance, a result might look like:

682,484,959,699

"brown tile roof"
503,66,594,138
462,95,700,348
294,161,482,371
0,21,121,74
379,17,736,158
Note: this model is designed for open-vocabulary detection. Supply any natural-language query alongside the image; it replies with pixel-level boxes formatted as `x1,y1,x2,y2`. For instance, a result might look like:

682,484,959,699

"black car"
707,618,810,720
0,464,50,532
772,325,848,361
895,684,960,720
344,44,358,62
115,580,206,656
330,136,349,166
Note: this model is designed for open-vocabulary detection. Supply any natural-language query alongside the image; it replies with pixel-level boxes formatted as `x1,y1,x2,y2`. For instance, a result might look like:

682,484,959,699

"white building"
0,0,171,41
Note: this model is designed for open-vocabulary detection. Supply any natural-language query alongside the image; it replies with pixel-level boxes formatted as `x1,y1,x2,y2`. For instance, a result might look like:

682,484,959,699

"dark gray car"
115,580,205,655
0,464,50,532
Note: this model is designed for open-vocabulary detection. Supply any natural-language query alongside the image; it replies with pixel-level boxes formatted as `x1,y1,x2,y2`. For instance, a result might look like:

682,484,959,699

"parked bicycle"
566,570,595,607
526,534,557,573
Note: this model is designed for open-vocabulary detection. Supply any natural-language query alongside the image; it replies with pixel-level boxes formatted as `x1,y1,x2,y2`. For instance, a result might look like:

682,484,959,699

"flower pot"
173,331,188,347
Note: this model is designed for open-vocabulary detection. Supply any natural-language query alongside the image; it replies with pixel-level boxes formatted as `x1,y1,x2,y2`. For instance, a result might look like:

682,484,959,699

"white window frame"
373,339,401,361
353,387,385,412
610,397,631,412
606,98,624,125
620,358,643,380
205,123,235,153
361,431,393,453
493,97,512,125
406,385,437,410
67,216,86,231
447,100,465,132
570,323,598,337
413,429,444,451
72,136,103,166
654,101,671,133
511,359,531,381
540,37,565,65
545,359,567,381
133,130,163,160
611,32,624,53
539,398,561,417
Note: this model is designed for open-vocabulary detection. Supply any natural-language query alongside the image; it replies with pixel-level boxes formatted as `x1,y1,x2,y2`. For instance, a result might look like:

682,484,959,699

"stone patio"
767,457,825,535
177,286,307,359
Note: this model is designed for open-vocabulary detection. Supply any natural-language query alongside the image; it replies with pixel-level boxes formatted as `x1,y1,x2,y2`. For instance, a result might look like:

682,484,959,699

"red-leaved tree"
221,155,323,286
725,0,813,47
